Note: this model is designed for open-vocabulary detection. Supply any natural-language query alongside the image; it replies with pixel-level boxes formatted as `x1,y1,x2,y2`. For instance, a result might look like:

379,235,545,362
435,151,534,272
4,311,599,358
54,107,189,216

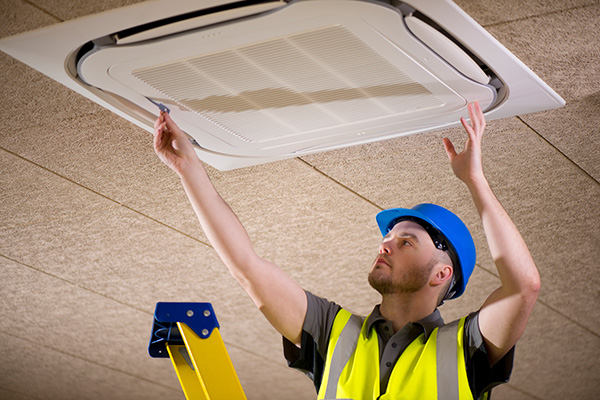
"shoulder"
303,291,342,339
463,311,484,348
282,291,344,391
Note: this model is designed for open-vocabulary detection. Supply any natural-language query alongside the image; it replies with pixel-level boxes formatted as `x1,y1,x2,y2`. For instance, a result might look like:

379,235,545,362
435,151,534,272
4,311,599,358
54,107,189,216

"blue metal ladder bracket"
149,302,219,358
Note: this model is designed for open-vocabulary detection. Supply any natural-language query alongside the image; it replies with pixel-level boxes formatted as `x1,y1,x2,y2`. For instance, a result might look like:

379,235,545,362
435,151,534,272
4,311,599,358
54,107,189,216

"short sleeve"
463,311,515,399
282,291,341,392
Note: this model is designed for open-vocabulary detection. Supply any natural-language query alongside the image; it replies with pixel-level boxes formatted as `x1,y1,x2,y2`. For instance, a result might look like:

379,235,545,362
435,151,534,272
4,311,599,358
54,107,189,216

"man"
153,102,540,399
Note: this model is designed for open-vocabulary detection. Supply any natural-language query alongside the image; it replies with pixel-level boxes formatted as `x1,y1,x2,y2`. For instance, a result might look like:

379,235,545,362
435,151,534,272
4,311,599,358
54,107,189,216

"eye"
402,240,412,246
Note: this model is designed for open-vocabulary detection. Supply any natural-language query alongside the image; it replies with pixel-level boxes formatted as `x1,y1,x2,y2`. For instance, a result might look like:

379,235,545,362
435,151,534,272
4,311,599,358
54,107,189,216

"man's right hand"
153,111,198,174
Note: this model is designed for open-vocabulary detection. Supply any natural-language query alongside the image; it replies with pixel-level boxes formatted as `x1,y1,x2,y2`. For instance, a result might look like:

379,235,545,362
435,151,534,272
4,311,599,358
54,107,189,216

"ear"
431,264,453,287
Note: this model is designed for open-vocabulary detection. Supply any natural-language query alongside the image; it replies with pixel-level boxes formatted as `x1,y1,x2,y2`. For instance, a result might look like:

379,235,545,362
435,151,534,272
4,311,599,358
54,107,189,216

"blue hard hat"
375,204,476,299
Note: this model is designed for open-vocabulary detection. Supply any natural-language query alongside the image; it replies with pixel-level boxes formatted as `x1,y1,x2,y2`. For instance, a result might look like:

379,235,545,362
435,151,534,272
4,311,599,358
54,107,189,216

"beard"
368,256,436,295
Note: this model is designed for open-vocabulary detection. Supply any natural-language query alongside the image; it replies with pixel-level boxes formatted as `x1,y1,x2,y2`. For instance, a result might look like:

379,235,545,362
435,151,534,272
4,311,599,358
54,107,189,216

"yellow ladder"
149,302,247,400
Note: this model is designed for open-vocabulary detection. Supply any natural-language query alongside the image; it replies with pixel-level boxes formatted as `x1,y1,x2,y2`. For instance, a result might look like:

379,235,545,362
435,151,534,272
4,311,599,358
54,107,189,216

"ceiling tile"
0,205,226,312
0,52,101,132
484,3,599,102
0,106,209,239
0,388,39,400
503,302,600,398
0,0,58,38
453,0,596,26
489,384,538,400
0,149,117,230
519,91,600,181
0,331,180,400
26,0,146,21
0,257,180,392
485,4,600,179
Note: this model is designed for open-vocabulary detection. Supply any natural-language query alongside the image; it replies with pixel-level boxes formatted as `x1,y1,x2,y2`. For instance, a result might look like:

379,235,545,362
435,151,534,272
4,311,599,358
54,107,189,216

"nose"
379,238,392,254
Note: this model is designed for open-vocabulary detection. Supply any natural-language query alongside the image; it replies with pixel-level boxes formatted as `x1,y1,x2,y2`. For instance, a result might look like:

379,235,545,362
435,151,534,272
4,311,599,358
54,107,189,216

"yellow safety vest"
318,309,476,400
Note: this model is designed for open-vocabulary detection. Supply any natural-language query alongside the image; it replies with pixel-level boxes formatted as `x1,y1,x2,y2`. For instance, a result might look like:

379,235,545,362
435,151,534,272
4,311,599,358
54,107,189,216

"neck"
379,292,438,332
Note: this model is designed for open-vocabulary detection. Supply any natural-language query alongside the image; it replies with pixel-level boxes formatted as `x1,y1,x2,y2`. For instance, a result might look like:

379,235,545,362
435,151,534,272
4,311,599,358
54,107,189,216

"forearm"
176,159,307,344
177,158,259,273
466,176,540,297
155,110,257,270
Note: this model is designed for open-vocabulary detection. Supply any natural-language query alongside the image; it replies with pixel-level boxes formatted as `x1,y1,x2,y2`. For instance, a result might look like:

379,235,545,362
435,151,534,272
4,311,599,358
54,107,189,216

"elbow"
531,274,541,295
525,281,540,307
228,263,254,290
530,262,541,294
225,254,266,291
523,267,541,304
505,261,541,305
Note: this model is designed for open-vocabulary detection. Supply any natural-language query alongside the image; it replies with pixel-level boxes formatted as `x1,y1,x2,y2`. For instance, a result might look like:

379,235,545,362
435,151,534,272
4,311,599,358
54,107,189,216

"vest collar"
365,306,445,340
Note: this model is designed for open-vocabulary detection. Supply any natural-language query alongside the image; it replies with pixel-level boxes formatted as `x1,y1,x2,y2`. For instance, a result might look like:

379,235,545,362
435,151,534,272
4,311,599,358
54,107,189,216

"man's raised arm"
443,103,541,366
154,111,307,345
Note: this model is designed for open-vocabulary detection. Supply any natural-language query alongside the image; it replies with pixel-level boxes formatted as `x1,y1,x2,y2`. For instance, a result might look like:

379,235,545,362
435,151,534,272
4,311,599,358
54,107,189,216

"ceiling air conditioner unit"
0,0,564,170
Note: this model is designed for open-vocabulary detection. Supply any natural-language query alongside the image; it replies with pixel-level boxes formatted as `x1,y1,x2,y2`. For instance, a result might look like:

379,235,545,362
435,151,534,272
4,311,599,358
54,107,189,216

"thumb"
443,138,457,161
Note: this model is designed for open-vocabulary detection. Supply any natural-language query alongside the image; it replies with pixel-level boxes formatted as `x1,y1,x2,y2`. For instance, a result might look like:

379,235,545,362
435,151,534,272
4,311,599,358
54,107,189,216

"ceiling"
1,0,599,399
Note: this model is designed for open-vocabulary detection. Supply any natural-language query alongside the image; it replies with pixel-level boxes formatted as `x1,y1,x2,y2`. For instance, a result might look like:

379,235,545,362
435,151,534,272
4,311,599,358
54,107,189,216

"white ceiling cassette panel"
0,0,564,170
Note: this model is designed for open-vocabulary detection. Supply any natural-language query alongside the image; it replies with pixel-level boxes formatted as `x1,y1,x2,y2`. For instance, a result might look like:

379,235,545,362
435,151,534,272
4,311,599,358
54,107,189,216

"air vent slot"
114,0,284,44
404,15,489,85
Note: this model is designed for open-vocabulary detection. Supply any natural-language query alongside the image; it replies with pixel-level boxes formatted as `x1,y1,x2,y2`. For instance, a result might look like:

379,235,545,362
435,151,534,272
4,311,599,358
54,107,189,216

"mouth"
373,255,390,268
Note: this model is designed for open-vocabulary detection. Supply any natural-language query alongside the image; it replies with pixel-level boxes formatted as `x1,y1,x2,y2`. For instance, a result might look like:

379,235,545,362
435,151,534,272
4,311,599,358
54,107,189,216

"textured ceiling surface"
1,1,599,399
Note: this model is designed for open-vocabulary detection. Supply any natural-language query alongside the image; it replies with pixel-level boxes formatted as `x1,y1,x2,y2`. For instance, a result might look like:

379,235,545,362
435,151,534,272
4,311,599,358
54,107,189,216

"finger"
153,123,163,150
153,120,161,137
468,102,481,133
163,110,175,126
475,102,486,131
161,112,179,135
460,116,474,136
463,109,479,144
443,137,457,161
470,102,486,142
154,111,164,130
153,120,165,135
154,122,168,150
473,102,481,125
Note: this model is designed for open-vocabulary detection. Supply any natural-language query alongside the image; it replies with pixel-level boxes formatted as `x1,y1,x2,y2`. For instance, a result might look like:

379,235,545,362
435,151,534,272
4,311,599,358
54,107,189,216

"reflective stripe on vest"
318,309,473,400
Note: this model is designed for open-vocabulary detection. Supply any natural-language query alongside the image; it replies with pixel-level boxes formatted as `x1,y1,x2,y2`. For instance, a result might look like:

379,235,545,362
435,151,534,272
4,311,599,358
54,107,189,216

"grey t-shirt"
283,291,514,399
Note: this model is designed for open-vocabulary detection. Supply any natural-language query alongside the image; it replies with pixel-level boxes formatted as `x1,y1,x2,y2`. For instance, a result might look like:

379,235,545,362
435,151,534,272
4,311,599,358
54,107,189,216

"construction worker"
153,102,540,399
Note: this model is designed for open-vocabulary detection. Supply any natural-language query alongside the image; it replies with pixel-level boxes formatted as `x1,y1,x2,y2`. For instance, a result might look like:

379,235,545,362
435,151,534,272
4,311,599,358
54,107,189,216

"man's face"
368,220,439,295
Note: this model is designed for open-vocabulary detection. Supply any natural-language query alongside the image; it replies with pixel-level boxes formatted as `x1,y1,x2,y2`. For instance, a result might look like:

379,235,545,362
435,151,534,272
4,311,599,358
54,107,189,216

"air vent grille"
133,25,443,143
